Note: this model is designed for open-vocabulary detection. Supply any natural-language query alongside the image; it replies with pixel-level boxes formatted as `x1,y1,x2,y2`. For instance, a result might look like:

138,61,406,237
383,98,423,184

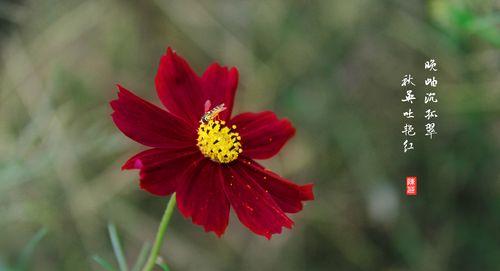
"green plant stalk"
108,223,128,271
141,193,177,271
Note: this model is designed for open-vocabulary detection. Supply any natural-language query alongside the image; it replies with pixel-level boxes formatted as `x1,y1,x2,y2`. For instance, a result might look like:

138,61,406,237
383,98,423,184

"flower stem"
141,193,177,271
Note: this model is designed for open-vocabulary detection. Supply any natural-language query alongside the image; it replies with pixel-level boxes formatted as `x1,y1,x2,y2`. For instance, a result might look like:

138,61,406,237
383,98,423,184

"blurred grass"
0,0,499,270
0,228,47,271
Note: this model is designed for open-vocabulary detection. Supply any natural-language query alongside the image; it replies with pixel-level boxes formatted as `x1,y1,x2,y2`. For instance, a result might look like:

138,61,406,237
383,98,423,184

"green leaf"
108,223,129,271
92,255,117,271
131,242,150,271
16,228,48,271
156,263,170,271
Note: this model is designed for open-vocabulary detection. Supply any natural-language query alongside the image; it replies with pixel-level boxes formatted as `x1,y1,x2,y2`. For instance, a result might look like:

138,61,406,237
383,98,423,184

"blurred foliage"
0,228,47,271
92,224,152,271
0,0,499,270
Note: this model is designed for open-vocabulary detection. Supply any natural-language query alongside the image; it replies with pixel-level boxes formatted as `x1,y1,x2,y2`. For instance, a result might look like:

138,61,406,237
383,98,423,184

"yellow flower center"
197,120,242,163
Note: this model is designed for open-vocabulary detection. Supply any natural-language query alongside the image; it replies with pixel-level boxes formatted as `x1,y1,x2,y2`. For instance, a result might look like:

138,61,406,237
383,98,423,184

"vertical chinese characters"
401,74,416,152
424,59,438,139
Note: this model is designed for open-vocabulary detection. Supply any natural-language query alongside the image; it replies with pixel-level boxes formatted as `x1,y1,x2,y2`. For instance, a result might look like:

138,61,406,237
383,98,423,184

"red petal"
176,160,230,236
123,147,202,196
239,158,314,213
221,162,294,239
155,48,204,125
110,85,195,148
200,63,239,120
230,111,296,159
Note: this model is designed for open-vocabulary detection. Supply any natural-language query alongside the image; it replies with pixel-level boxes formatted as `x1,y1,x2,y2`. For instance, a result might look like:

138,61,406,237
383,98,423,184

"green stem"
141,193,177,271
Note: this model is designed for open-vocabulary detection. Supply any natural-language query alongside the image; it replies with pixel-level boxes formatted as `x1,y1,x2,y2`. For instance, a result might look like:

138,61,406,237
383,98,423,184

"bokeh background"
1,0,499,270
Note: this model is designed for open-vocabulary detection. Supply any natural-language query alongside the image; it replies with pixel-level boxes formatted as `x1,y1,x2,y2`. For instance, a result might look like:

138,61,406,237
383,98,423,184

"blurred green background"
1,0,499,270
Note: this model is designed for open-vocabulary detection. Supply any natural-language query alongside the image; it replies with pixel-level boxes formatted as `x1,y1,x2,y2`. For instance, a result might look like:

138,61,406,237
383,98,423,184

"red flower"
110,48,314,238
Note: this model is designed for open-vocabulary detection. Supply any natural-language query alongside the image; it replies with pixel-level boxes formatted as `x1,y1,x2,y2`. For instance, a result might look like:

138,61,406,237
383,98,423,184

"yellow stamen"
197,119,242,163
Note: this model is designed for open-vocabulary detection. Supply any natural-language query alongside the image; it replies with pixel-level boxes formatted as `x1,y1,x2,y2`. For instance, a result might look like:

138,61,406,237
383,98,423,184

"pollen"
197,120,242,163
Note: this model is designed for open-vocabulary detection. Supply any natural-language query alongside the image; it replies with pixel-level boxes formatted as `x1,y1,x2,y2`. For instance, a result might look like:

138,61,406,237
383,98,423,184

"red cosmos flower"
110,48,314,238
